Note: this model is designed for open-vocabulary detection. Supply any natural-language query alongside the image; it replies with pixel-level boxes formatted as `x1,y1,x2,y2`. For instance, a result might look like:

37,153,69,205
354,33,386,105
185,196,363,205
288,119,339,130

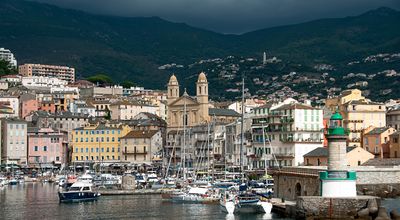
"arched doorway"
295,183,301,198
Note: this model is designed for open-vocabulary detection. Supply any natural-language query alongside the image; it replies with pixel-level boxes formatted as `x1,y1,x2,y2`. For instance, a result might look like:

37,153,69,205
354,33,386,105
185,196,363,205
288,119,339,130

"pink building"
27,127,67,168
20,94,38,119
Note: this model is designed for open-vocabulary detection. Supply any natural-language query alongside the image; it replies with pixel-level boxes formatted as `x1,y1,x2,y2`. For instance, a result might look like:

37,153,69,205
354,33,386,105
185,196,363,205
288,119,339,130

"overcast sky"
32,0,400,34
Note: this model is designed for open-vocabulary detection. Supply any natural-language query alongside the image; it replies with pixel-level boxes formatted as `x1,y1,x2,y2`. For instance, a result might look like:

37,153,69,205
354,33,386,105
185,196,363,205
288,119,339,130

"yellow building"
363,127,396,158
325,89,386,147
71,123,131,163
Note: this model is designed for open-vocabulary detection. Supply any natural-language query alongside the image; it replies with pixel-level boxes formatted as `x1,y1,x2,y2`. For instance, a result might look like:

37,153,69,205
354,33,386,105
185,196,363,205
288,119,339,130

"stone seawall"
296,196,380,219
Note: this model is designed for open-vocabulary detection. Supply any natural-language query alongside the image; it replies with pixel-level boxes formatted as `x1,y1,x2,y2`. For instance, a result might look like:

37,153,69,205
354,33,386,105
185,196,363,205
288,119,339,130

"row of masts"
167,77,278,183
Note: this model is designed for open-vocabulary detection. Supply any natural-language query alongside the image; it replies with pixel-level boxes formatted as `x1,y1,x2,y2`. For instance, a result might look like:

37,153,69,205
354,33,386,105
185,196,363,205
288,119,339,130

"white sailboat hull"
220,200,272,214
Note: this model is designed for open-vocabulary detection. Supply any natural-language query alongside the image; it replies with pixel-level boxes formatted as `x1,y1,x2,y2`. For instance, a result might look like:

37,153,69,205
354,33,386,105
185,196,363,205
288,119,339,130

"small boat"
9,178,19,185
58,182,100,203
220,191,272,214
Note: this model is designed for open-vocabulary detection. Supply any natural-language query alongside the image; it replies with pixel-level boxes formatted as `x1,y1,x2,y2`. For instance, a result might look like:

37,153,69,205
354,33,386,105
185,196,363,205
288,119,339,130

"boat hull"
220,200,272,214
58,191,100,203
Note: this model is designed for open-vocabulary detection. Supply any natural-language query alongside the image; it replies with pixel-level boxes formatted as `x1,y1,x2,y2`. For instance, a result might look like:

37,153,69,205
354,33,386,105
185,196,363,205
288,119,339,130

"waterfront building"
27,127,68,168
224,117,252,168
251,100,323,167
0,48,17,67
71,123,131,163
325,89,386,147
387,105,400,130
363,127,396,158
120,130,163,164
1,118,27,165
109,100,158,121
0,95,20,118
303,146,374,166
19,64,75,83
20,93,39,119
389,131,400,158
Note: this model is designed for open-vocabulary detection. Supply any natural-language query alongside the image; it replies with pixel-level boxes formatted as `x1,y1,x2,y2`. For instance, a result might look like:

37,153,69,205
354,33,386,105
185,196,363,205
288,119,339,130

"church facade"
167,72,210,129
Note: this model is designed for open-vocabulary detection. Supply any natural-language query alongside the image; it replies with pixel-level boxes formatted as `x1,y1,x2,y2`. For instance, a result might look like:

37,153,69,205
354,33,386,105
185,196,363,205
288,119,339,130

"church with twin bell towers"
167,72,210,129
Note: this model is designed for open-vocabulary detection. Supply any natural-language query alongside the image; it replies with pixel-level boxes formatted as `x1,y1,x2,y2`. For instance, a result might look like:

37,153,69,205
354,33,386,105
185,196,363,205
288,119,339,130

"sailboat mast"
183,94,187,181
240,77,245,179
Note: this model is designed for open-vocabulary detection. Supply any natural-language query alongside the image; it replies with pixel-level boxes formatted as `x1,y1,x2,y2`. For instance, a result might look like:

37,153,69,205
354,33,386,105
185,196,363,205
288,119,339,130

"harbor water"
0,183,290,220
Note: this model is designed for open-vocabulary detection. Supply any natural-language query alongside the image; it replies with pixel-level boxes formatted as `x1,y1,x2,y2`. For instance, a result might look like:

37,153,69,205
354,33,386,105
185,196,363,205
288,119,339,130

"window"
107,137,109,142
86,148,89,153
112,148,115,152
112,137,115,142
75,156,78,161
101,148,104,152
75,148,78,153
375,138,379,145
81,148,83,153
107,148,110,152
34,146,38,151
43,146,47,151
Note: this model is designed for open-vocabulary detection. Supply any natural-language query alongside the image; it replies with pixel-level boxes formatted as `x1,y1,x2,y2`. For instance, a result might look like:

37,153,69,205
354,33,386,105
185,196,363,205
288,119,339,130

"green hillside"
0,0,399,100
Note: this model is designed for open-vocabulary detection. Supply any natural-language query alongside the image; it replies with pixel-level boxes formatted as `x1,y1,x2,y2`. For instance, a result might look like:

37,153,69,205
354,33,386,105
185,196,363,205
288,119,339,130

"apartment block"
19,64,75,83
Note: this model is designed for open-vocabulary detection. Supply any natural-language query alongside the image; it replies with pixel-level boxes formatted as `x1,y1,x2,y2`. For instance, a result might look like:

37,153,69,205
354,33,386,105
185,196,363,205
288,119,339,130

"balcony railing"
122,150,147,154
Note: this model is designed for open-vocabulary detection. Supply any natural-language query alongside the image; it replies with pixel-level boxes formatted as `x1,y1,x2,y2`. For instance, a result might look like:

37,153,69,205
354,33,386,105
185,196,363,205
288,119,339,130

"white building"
22,76,68,89
0,75,22,83
0,48,17,67
109,101,158,121
1,119,28,165
251,100,323,168
69,101,96,117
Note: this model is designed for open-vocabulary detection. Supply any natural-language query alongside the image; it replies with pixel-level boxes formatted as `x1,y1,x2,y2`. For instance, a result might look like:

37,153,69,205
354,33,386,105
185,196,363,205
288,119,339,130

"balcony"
122,150,147,154
280,117,294,124
280,138,323,143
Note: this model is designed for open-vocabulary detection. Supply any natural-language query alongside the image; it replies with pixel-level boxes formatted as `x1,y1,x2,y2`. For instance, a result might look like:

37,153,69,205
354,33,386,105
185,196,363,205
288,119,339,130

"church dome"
197,72,207,82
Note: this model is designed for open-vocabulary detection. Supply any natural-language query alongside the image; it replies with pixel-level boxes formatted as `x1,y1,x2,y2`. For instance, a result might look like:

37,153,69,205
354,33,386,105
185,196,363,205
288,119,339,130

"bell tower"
196,72,209,122
167,74,179,105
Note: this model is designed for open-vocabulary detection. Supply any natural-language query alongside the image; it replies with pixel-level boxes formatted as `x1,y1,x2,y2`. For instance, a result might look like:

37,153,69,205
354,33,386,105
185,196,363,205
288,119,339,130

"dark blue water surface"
0,183,290,220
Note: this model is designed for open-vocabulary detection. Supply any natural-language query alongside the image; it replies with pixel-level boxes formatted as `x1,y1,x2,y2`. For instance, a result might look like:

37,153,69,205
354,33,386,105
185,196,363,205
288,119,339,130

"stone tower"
196,72,209,122
320,112,357,197
167,74,179,105
167,74,179,125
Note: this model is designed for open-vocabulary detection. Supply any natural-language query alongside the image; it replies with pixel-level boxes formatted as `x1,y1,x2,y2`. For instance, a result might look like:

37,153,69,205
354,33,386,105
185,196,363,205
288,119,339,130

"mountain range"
0,0,399,99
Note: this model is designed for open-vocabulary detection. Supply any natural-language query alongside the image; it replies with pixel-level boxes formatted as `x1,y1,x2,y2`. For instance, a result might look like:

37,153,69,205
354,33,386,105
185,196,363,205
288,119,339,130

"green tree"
120,80,135,88
86,74,113,85
0,60,17,76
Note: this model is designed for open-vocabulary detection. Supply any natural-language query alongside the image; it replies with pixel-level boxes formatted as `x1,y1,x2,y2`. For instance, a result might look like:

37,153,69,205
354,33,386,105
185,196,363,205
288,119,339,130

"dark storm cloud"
32,0,400,33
